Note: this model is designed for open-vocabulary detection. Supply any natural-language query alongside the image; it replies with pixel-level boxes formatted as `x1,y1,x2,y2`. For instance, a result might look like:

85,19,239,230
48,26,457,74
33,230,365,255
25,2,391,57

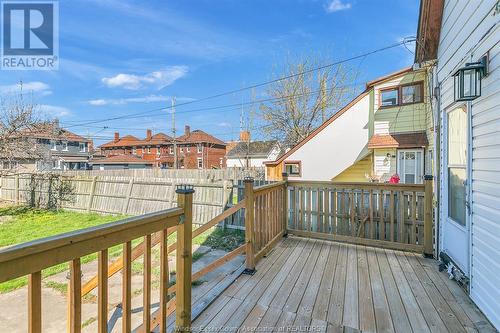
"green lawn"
0,206,245,293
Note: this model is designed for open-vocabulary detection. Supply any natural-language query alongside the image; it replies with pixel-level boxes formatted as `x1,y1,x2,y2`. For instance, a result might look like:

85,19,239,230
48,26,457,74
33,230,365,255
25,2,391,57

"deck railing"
285,175,433,254
0,176,433,332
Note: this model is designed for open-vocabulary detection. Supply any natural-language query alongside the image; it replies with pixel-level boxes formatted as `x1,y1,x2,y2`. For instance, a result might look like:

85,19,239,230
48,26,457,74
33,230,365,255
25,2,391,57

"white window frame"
50,140,57,151
52,159,61,170
396,149,424,184
180,147,184,153
156,146,161,157
132,146,137,155
197,157,203,169
186,146,190,153
62,141,68,151
79,142,86,152
146,146,151,154
197,144,203,154
169,146,173,155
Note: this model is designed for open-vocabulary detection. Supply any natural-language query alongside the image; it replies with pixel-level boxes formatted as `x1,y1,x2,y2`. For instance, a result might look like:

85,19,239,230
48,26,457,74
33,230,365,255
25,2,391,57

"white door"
442,106,470,274
397,149,424,184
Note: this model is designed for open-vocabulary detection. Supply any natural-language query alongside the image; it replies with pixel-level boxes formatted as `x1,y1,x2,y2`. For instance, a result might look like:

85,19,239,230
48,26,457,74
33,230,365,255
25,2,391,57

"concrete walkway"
0,245,244,332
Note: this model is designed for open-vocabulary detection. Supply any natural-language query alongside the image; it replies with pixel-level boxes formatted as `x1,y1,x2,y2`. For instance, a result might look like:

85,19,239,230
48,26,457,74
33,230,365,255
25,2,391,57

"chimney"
114,132,119,142
146,129,152,140
239,130,250,142
185,125,191,136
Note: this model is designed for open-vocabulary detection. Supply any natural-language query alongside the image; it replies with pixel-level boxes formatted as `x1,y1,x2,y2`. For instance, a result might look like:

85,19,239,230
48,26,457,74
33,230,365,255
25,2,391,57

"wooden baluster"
379,190,385,240
307,188,312,233
282,174,288,235
68,258,82,333
398,191,405,243
317,189,322,233
340,190,345,234
360,189,365,237
143,235,151,332
389,190,395,242
324,188,330,233
369,190,374,239
298,187,303,231
98,250,108,333
331,189,337,234
290,185,296,230
175,185,194,331
411,191,417,244
423,175,433,257
122,242,132,333
28,271,42,333
159,228,169,333
350,190,355,237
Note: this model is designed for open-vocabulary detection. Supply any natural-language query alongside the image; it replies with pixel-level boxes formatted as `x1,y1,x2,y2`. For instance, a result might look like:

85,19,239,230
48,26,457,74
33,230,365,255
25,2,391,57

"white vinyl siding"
437,1,500,328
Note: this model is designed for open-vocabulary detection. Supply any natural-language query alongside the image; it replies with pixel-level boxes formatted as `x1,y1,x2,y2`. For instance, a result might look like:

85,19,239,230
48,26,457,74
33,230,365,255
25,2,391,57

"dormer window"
62,141,68,151
379,82,423,107
401,83,423,104
79,142,86,152
50,140,57,151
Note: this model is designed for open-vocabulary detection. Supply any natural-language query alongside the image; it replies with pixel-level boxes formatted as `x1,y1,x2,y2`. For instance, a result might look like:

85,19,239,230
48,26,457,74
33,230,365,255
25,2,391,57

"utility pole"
172,97,177,169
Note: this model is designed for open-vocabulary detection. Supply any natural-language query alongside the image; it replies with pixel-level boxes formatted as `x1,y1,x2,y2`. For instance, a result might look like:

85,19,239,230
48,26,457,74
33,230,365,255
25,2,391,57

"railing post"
15,173,19,205
282,172,289,237
423,175,433,257
243,177,256,274
175,185,194,332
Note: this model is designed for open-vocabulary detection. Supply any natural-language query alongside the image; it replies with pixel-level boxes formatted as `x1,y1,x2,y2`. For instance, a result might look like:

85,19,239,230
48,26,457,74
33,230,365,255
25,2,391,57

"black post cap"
281,172,288,177
175,184,195,194
424,175,433,181
243,176,254,183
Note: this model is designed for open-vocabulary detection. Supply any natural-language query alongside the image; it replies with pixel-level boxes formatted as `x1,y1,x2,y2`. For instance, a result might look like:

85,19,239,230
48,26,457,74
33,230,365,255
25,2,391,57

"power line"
63,39,414,129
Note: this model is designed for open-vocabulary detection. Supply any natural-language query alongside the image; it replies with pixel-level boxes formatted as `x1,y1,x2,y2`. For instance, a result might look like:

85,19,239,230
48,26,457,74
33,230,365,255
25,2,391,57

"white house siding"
284,93,370,181
437,0,499,328
226,157,267,168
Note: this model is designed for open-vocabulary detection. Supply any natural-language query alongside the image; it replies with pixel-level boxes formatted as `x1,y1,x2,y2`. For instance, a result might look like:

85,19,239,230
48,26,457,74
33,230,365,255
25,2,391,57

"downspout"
432,65,441,258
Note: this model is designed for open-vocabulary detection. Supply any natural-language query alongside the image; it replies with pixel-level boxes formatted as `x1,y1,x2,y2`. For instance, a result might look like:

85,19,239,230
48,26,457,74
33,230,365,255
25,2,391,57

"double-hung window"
79,142,86,152
197,144,203,154
381,88,399,107
197,157,203,169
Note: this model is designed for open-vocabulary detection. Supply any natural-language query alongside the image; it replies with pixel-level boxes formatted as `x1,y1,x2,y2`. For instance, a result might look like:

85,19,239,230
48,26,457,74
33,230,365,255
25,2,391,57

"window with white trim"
156,146,161,156
284,162,301,177
197,144,203,153
62,141,68,151
397,149,424,184
50,140,57,151
169,146,173,154
197,157,203,169
79,142,86,152
132,147,137,155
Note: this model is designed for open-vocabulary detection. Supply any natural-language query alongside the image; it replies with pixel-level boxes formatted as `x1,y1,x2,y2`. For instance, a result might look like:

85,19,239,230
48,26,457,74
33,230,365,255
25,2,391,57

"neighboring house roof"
226,141,279,158
415,0,444,63
367,132,428,149
23,123,90,142
264,90,370,166
177,129,226,146
99,135,142,148
90,155,153,165
365,67,413,88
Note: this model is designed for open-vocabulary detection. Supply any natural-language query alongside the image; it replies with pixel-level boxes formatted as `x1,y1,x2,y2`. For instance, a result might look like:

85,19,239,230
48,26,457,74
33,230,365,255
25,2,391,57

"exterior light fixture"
453,55,488,102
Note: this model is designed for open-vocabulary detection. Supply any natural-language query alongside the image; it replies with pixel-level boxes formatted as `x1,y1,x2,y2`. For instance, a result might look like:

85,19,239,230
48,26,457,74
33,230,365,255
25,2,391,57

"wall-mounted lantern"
453,55,488,101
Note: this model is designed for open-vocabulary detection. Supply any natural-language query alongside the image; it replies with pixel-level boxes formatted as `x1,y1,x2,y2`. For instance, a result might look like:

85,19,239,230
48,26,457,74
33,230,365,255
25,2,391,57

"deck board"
194,236,495,333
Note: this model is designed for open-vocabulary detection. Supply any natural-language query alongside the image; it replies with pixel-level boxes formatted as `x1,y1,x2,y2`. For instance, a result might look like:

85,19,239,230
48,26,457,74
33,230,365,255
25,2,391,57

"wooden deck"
192,236,496,333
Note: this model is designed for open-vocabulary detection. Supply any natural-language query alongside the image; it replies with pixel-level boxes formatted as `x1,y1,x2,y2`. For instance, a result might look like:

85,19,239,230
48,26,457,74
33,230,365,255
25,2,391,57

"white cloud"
0,81,51,95
325,0,352,13
38,105,71,117
87,95,194,106
102,66,188,90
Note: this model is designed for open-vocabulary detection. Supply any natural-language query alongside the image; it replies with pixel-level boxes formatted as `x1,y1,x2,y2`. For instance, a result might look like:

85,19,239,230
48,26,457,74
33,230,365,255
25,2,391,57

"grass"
0,206,245,294
44,281,67,295
0,206,126,293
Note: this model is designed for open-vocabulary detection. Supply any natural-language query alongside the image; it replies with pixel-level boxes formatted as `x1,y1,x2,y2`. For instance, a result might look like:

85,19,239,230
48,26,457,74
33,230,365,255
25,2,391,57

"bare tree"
259,56,358,147
0,85,43,174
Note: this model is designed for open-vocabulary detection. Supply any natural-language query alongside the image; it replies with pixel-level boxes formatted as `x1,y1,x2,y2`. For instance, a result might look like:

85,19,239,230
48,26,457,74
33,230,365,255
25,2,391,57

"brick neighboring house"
90,155,153,170
97,126,226,169
0,121,92,172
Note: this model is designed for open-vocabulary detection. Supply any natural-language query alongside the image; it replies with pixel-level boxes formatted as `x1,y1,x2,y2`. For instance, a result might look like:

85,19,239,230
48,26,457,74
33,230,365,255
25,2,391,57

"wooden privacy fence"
0,173,243,226
286,176,433,254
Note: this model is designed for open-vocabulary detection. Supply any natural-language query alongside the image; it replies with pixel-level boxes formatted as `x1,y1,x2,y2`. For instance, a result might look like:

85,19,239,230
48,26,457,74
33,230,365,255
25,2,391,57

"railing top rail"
287,180,425,191
253,181,286,194
0,207,183,267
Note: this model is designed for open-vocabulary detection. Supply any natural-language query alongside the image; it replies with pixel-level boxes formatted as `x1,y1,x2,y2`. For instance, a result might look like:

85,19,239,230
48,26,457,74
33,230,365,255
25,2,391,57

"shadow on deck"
191,236,496,333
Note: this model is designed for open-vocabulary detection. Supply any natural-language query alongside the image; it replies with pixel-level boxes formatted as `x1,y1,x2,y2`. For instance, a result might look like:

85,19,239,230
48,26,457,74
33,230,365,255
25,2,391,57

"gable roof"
226,140,278,158
22,123,90,142
264,90,370,166
99,132,174,148
177,129,225,146
365,66,413,88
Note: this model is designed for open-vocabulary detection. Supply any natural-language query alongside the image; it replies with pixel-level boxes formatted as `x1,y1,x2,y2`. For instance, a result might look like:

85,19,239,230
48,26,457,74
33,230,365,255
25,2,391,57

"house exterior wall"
436,0,499,328
92,163,153,170
332,154,372,182
280,93,371,181
226,157,267,168
373,148,397,182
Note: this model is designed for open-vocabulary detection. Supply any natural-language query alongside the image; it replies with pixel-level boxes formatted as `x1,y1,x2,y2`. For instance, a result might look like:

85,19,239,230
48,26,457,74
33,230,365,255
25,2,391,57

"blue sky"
0,0,420,144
